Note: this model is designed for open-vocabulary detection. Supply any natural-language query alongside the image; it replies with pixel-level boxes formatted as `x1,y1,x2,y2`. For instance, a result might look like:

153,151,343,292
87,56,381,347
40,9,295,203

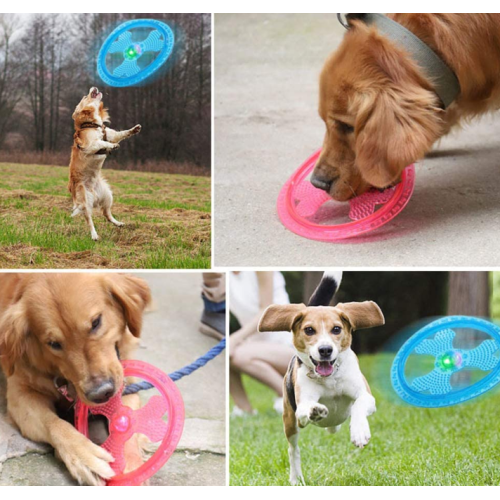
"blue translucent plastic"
391,316,500,407
97,19,174,87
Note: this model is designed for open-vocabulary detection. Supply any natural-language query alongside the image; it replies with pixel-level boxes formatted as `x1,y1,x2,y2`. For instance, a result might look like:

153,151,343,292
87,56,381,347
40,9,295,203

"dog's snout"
311,172,333,193
318,345,333,359
85,378,115,404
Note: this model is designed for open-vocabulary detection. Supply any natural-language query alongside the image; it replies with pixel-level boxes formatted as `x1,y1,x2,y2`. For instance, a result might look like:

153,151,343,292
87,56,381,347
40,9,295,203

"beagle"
258,272,385,485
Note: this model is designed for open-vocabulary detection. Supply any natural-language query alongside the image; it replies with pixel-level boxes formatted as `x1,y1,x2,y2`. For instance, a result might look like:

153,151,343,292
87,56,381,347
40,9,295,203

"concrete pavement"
214,14,500,267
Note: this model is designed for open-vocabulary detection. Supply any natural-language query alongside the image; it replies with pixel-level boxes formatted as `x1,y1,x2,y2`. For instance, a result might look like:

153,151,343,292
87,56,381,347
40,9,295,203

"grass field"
0,163,211,269
230,354,500,486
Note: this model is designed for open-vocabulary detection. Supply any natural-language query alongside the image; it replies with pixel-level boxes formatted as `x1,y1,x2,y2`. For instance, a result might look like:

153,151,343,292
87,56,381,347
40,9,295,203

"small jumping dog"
69,87,141,240
258,271,385,485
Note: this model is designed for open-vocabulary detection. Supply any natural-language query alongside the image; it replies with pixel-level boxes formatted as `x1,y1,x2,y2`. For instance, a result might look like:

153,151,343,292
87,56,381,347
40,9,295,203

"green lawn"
0,163,211,269
230,354,500,486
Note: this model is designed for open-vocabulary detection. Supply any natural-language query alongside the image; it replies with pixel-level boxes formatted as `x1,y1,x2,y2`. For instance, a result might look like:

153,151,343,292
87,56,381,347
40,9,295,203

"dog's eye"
91,315,102,332
332,326,342,335
335,120,354,134
48,341,62,351
304,327,316,336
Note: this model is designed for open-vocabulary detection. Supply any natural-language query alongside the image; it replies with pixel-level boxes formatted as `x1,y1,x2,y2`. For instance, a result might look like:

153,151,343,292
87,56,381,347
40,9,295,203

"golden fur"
69,87,141,240
0,273,151,485
315,14,500,200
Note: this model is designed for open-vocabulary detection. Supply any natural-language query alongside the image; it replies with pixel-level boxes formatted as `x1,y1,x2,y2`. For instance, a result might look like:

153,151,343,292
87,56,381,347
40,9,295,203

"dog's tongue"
316,361,334,377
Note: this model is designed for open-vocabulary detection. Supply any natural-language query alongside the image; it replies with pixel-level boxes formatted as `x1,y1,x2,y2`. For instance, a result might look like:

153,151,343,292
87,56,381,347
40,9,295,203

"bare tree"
0,14,22,147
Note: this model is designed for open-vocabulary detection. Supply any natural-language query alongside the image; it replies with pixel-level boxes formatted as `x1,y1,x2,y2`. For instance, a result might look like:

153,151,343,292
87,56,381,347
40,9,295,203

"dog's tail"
308,271,342,307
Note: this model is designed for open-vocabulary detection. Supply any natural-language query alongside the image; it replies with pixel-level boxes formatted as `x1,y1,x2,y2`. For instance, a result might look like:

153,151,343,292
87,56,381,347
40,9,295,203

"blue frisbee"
97,19,174,87
391,316,500,408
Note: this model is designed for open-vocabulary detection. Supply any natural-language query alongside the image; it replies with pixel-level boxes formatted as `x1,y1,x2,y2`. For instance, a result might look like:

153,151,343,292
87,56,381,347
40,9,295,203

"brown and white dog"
0,273,151,485
69,87,141,240
258,272,384,485
313,14,500,201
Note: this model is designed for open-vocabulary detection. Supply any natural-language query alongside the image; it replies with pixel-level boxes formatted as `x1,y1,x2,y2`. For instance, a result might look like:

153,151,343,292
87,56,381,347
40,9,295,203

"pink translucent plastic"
75,360,184,486
277,149,416,241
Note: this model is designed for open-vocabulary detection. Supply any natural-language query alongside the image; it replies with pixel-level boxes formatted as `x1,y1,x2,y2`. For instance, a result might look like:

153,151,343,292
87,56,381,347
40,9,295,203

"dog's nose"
85,378,115,404
311,173,333,193
318,345,333,359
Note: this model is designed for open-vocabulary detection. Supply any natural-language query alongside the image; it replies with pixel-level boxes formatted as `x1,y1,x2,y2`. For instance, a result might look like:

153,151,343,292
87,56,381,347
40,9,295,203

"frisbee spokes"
463,340,499,371
141,30,164,53
109,31,133,53
114,59,141,78
415,329,455,356
412,369,452,395
134,395,169,443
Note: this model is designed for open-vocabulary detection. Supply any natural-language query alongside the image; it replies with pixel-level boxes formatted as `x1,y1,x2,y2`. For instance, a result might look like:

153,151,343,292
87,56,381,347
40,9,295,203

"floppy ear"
336,301,385,331
0,302,29,377
354,32,443,187
108,275,152,337
258,304,306,333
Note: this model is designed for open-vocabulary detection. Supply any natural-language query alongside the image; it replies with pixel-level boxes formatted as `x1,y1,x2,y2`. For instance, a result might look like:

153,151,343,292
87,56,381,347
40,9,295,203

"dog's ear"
336,301,385,331
354,33,443,188
108,275,152,337
99,102,110,124
258,304,306,333
0,301,29,377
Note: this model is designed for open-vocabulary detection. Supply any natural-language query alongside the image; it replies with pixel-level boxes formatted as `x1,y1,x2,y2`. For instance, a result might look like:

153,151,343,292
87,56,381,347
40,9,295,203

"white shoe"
273,397,284,414
231,406,258,418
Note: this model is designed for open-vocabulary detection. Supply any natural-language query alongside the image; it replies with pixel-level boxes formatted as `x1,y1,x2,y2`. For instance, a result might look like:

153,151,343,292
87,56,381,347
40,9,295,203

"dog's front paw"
56,435,115,486
131,124,142,135
309,404,328,422
91,230,100,241
350,419,371,448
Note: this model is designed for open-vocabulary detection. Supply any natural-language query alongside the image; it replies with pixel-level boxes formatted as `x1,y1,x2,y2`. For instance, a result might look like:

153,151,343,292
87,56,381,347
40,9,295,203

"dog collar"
76,122,108,151
338,13,460,108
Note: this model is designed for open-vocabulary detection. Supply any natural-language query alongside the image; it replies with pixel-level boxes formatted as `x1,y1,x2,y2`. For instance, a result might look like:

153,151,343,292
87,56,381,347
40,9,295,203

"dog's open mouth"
90,87,101,99
310,356,335,377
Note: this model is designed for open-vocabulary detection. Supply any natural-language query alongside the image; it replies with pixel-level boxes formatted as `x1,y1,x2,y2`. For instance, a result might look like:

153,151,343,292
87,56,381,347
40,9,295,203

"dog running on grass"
69,87,141,240
258,271,385,485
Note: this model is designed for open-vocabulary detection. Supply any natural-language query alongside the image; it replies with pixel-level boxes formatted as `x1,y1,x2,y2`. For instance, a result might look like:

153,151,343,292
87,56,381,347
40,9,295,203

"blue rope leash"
123,338,226,396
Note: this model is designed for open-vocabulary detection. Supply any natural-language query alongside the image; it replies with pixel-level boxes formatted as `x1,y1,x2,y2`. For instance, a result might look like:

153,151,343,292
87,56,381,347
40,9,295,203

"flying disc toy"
97,19,175,87
75,360,184,486
277,149,415,241
391,316,500,408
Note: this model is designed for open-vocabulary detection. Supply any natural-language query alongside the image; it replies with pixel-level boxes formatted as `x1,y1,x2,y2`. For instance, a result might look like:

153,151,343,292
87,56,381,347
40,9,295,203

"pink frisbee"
277,149,415,241
75,360,184,486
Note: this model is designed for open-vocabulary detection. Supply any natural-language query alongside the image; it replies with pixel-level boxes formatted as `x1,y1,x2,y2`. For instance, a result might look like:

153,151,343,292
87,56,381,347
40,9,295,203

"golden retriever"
0,273,151,485
314,14,500,201
69,87,141,240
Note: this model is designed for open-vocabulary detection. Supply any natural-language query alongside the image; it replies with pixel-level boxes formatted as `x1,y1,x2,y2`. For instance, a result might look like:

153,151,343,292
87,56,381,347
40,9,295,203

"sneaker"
273,397,284,414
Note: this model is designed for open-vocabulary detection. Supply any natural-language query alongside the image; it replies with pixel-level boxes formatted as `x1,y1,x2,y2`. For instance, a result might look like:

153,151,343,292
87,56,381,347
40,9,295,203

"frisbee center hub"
111,412,131,433
436,350,462,372
124,44,142,60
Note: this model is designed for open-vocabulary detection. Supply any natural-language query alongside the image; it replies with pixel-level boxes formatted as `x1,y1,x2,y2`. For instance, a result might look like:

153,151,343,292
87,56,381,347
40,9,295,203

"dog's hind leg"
284,400,304,485
73,185,99,240
99,179,124,227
